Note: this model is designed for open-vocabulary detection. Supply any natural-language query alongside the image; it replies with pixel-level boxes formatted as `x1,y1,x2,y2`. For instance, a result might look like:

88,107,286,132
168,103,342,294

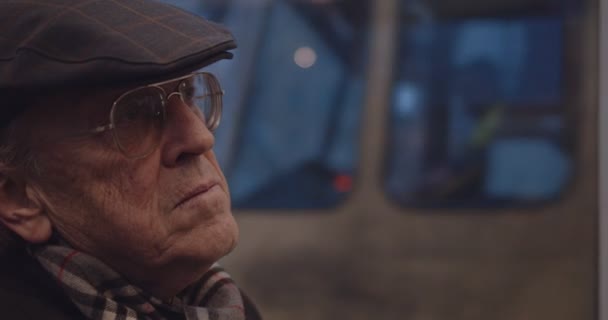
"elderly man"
0,1,260,319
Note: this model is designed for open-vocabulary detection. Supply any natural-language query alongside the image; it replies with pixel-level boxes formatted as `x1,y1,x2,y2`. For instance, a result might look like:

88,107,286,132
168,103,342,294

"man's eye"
117,96,157,124
181,85,196,102
124,107,141,121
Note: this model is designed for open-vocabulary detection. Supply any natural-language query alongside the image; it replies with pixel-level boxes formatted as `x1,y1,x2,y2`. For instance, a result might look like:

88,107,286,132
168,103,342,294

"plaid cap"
0,0,236,126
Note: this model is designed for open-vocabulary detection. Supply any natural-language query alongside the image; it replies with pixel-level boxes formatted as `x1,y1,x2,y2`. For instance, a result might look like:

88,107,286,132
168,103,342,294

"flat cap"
0,0,236,90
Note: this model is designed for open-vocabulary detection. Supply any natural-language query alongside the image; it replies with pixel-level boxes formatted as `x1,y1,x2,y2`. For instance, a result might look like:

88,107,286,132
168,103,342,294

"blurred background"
163,1,597,319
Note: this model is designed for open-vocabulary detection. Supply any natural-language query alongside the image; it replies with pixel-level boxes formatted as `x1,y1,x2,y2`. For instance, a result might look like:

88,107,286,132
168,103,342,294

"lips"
175,182,219,209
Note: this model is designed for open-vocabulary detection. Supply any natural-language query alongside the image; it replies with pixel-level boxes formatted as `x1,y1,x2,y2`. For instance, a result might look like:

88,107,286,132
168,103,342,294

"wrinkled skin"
15,82,238,299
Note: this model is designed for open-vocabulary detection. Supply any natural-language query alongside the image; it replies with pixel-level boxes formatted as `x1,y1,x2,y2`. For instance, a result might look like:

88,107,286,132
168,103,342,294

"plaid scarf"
30,244,246,320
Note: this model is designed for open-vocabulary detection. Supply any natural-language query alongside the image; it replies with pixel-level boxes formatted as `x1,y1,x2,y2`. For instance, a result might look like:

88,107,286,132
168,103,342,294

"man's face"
19,78,238,296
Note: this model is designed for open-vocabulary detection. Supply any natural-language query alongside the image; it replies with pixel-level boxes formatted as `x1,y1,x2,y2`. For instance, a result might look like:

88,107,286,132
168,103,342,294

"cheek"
33,151,161,227
33,158,171,260
119,162,161,209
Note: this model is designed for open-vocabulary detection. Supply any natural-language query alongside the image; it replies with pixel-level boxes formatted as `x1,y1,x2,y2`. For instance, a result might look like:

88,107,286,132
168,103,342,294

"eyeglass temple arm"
91,123,115,133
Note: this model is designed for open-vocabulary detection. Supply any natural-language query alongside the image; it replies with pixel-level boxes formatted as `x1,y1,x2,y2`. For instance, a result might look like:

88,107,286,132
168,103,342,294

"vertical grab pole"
352,0,399,209
599,0,607,317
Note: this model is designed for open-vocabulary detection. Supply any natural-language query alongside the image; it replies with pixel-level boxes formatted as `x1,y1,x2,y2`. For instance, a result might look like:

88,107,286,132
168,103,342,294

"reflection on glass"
386,9,576,207
162,0,370,209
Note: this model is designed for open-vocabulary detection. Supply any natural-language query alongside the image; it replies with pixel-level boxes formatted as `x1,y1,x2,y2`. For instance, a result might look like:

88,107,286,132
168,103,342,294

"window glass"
386,2,581,207
162,0,369,209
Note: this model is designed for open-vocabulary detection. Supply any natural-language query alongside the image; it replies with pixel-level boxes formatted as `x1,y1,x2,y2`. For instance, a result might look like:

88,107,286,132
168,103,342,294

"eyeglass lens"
185,73,222,131
111,73,222,158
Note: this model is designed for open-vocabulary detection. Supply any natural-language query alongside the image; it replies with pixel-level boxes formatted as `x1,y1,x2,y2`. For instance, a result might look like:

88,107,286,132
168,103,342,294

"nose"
159,95,215,166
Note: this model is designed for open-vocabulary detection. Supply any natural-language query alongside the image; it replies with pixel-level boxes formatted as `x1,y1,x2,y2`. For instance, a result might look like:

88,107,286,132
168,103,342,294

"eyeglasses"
86,72,223,159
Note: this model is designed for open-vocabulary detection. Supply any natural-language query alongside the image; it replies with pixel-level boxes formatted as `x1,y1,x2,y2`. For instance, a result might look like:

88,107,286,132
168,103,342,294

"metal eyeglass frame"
87,71,224,159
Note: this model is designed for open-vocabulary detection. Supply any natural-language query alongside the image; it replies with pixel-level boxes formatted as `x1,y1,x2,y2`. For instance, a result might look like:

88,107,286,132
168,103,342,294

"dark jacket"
0,251,261,320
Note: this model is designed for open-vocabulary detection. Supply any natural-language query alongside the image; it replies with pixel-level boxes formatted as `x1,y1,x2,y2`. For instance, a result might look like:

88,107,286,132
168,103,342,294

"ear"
0,173,51,244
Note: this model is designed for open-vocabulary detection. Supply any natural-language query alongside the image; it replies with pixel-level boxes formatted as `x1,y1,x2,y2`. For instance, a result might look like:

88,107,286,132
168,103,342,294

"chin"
189,210,238,263
215,211,239,254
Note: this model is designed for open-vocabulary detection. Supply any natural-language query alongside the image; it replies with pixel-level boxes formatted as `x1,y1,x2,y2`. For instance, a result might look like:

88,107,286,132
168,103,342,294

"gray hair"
0,106,42,254
0,122,24,253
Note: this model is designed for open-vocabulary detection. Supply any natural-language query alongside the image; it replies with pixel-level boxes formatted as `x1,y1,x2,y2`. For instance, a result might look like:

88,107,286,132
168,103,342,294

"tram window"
385,4,578,208
161,0,369,209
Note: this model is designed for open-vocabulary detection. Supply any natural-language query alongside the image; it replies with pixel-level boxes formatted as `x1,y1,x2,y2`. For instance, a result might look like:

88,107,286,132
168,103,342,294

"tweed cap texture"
0,0,236,125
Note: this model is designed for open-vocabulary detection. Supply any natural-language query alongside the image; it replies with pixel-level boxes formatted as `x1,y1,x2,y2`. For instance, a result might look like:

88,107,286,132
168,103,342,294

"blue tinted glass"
386,14,574,207
162,0,368,209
